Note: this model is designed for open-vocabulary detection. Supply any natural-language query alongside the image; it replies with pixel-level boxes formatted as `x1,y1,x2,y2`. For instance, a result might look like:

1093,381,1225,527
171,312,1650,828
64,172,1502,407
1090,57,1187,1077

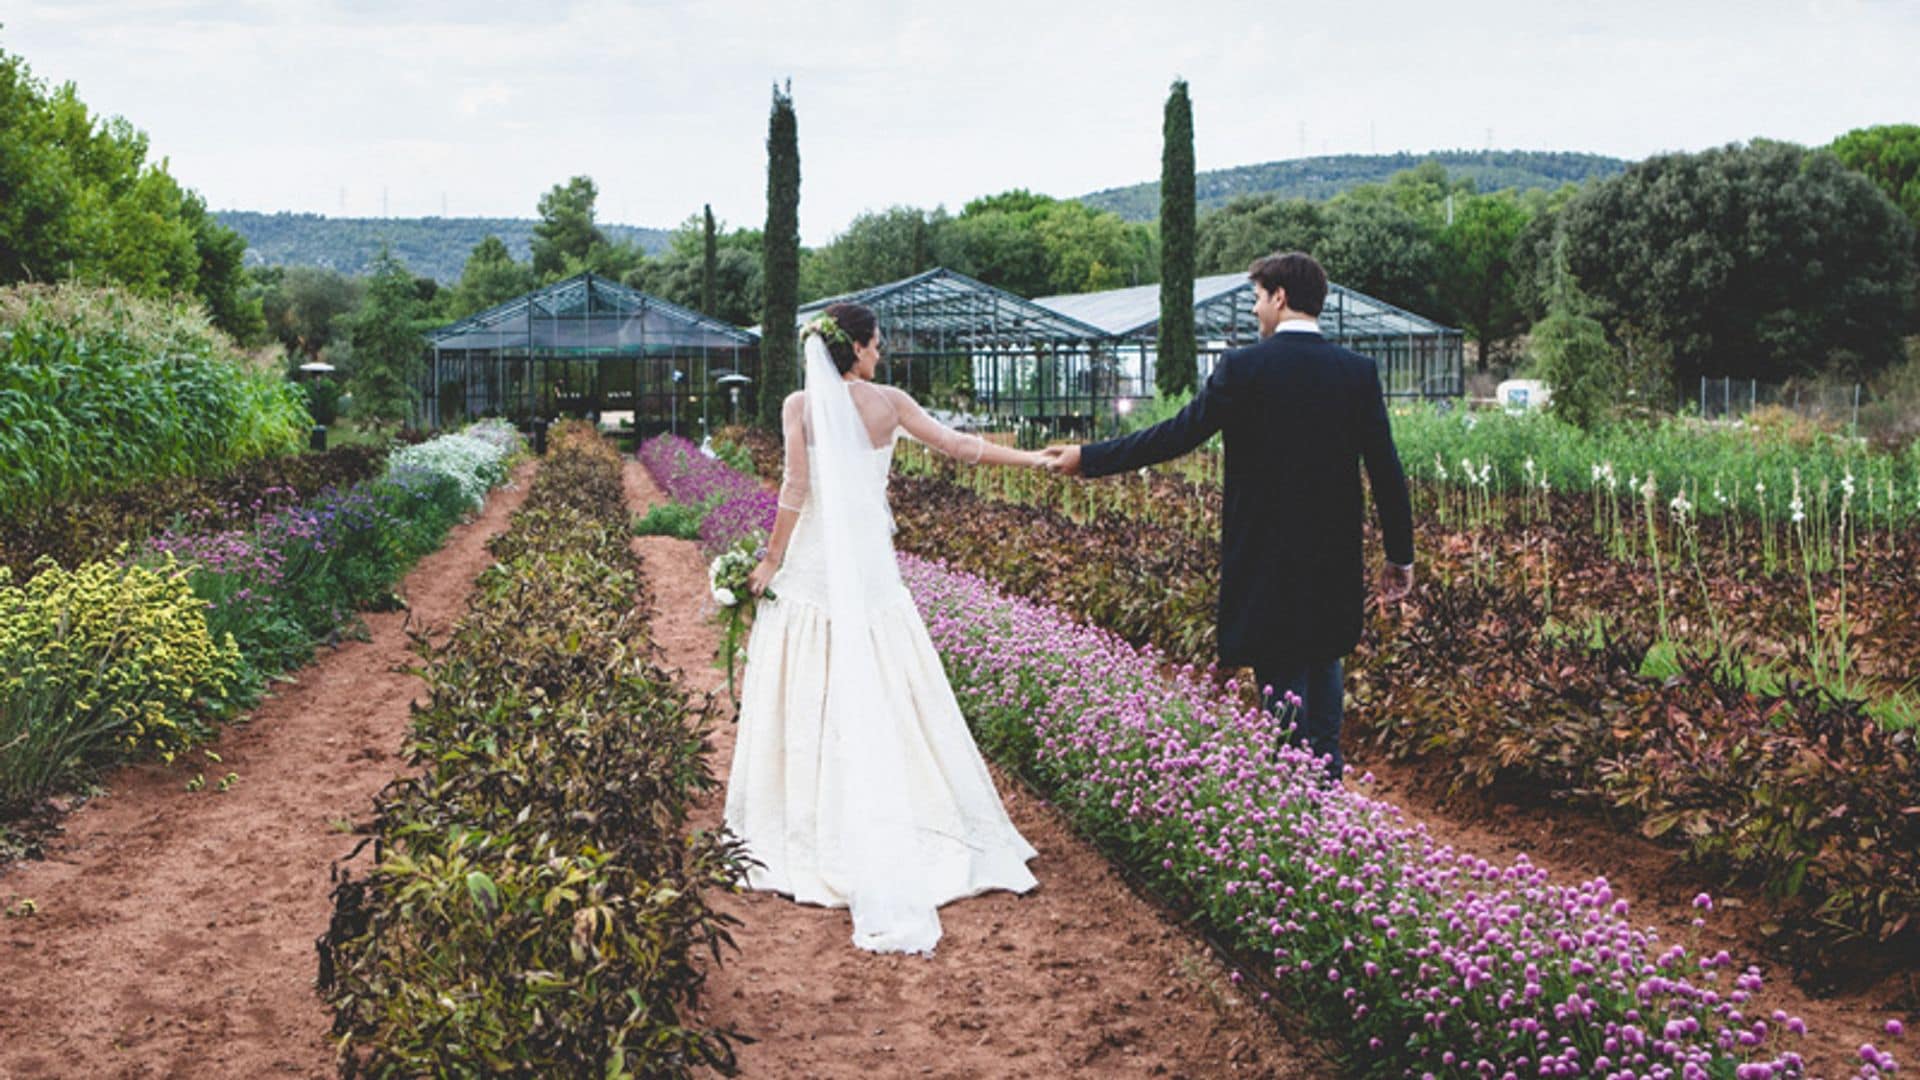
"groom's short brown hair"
1248,252,1328,316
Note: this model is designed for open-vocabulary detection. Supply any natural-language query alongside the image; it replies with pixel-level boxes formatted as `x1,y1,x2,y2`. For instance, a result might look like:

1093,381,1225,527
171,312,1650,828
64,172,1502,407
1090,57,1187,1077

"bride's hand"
747,558,779,597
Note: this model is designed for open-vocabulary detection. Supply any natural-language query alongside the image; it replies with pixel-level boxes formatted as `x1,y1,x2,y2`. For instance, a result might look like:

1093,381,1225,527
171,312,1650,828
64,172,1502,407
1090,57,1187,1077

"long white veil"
801,329,941,953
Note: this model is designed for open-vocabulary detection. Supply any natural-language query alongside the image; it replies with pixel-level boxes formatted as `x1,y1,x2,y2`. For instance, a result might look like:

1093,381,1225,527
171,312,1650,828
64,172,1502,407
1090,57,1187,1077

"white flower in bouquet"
707,537,771,704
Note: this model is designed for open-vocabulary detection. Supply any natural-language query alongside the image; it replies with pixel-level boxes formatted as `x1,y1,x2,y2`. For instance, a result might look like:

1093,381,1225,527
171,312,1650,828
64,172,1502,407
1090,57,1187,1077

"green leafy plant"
632,501,705,540
0,283,309,518
317,423,749,1078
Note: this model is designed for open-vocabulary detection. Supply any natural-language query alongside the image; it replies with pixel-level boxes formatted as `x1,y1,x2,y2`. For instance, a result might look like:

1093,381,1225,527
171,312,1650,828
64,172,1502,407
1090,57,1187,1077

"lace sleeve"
888,386,984,464
778,391,810,512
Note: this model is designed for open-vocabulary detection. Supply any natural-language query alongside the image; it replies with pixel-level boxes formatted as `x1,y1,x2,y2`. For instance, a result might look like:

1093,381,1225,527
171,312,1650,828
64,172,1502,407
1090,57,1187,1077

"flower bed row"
662,442,1893,1076
0,443,388,582
317,422,748,1078
886,466,1920,977
637,435,777,555
0,423,520,818
903,551,1885,1079
1389,405,1920,526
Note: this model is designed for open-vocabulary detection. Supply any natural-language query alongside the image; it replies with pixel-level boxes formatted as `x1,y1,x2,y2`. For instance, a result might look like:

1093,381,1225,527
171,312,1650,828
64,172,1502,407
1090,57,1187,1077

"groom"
1043,252,1414,781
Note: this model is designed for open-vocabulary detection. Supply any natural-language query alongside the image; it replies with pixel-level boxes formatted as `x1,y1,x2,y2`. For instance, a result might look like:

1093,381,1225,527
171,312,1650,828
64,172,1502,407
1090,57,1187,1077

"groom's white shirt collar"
1276,318,1320,334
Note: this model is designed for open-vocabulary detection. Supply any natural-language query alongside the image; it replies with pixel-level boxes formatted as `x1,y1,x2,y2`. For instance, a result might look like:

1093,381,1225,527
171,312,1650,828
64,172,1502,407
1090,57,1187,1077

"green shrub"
0,558,241,812
632,501,706,540
0,283,309,516
319,427,747,1078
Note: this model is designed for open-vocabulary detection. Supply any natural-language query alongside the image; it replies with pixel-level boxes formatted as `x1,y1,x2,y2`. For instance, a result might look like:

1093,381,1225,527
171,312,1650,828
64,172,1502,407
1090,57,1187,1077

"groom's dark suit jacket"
1080,329,1414,667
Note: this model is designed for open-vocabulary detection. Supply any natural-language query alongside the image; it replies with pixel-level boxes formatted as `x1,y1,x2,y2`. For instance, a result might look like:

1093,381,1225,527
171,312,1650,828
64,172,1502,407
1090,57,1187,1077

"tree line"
6,32,1913,434
213,211,671,284
1079,149,1629,222
0,46,260,343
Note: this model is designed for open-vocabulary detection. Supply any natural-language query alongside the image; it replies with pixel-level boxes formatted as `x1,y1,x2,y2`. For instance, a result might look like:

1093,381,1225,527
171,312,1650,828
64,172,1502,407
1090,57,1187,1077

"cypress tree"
1156,78,1197,399
758,81,800,426
702,203,718,317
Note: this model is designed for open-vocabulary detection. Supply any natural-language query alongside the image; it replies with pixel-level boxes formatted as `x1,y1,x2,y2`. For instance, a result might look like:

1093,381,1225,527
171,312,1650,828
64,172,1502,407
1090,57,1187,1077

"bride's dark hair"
817,302,878,374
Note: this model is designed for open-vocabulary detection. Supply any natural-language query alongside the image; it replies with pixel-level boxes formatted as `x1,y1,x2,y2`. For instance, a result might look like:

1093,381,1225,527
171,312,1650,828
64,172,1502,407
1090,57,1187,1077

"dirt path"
0,465,534,1080
621,460,1317,1079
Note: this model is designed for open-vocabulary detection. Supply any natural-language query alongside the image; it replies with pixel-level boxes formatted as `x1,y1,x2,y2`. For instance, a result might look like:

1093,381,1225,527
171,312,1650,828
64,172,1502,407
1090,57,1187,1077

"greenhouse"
1035,272,1465,399
794,268,1115,433
419,273,757,437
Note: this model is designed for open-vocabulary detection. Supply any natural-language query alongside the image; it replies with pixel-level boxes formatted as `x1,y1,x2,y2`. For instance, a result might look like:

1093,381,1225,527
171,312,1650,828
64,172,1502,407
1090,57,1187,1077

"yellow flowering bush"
0,556,240,809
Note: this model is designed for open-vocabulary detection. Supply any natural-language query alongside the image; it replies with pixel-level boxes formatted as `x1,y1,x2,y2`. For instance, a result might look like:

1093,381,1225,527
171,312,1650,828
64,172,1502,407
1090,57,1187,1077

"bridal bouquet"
708,538,771,703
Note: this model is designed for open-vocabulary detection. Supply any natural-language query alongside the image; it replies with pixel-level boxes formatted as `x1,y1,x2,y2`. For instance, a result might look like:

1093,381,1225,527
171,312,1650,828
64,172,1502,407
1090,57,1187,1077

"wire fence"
1693,376,1870,430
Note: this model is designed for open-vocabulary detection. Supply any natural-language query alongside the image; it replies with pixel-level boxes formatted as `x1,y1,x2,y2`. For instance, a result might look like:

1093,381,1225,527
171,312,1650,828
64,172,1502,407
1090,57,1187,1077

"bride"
725,301,1044,954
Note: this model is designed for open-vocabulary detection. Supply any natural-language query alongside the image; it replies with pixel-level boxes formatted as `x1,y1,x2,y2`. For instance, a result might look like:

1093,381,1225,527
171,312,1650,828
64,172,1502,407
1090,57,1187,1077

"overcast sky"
4,1,1914,245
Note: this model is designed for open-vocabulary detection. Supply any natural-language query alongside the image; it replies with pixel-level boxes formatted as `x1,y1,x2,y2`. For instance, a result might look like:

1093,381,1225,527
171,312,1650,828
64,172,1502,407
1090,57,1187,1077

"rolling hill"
1078,150,1629,221
214,211,673,283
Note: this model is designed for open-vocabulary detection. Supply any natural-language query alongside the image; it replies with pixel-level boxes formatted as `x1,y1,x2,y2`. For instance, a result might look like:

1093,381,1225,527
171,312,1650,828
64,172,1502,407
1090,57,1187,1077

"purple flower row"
663,445,1900,1077
148,527,287,585
639,435,775,555
639,436,762,510
898,552,1892,1080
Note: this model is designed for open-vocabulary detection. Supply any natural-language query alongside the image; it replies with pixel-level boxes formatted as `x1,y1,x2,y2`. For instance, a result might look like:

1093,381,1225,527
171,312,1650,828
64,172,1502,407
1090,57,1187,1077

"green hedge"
318,423,748,1078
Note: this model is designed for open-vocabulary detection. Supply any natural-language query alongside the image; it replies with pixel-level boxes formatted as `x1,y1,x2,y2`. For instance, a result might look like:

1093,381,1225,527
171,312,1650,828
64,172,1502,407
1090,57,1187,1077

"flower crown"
801,313,851,348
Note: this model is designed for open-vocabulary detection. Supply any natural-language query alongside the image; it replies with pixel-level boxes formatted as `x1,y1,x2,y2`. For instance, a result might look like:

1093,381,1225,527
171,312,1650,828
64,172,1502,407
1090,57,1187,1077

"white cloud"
457,81,513,116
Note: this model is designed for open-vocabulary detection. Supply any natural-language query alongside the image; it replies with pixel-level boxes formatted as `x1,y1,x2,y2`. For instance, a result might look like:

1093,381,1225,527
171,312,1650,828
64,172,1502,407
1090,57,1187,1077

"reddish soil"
0,465,534,1080
622,460,1321,1079
0,452,1892,1078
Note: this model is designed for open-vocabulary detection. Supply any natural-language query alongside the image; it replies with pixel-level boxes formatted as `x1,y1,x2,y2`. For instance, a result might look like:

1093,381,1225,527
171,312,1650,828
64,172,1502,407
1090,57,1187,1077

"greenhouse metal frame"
794,268,1121,434
419,272,758,436
1036,271,1465,399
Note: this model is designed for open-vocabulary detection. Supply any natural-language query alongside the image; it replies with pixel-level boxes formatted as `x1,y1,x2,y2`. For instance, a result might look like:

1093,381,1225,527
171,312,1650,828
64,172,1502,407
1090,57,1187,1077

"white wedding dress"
723,345,1037,954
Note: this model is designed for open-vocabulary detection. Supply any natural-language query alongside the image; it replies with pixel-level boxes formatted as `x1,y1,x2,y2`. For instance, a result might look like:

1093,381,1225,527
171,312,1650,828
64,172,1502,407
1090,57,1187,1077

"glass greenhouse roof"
426,273,756,354
793,268,1108,344
1035,272,1459,342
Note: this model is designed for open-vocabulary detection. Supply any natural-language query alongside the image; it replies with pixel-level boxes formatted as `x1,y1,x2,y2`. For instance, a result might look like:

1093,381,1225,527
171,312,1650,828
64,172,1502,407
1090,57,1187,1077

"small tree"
1831,124,1920,227
1156,78,1197,399
344,247,424,429
702,203,718,317
1530,240,1617,430
758,81,800,426
531,176,607,280
449,234,535,319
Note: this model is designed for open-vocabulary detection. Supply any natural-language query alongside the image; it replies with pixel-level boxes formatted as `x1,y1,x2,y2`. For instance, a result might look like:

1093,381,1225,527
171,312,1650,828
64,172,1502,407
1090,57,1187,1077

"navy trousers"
1256,657,1345,781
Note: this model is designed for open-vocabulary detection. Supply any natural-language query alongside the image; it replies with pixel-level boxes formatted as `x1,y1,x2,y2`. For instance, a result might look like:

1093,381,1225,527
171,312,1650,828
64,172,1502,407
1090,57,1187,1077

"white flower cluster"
461,418,527,457
1592,462,1618,492
708,547,759,609
387,433,510,509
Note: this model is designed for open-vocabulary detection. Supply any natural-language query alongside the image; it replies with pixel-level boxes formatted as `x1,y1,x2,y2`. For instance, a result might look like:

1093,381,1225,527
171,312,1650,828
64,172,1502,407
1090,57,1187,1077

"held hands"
747,557,779,597
1377,562,1414,609
1039,445,1083,477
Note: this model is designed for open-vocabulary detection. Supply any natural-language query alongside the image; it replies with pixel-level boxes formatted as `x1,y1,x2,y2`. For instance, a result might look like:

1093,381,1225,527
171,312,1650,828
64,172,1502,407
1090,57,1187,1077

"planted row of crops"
317,423,748,1079
634,435,776,554
676,437,1890,1078
0,284,311,517
0,423,519,819
0,444,388,581
1389,406,1920,528
884,449,1920,982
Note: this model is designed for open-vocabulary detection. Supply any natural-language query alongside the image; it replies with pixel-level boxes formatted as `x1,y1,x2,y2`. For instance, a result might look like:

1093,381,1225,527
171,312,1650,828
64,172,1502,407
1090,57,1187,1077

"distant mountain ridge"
1078,150,1631,221
214,211,673,283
